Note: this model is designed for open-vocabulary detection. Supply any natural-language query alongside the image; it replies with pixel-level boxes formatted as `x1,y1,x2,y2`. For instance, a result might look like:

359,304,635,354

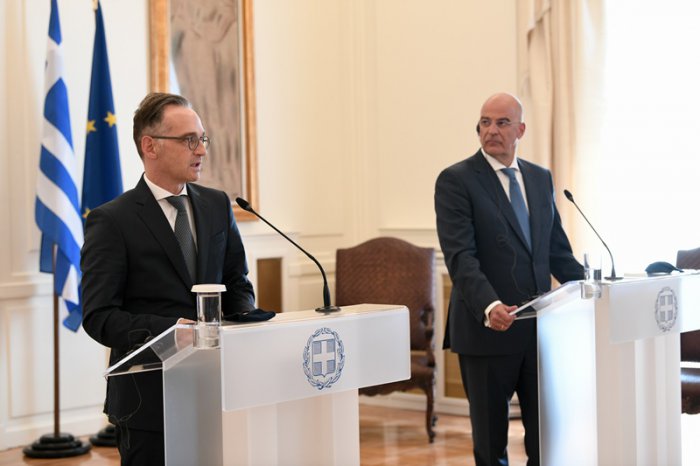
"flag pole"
84,0,119,448
27,0,91,457
53,248,60,437
23,246,91,459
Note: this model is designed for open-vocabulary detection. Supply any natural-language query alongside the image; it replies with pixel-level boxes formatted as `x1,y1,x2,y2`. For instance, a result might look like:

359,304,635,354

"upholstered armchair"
335,237,437,442
677,247,700,414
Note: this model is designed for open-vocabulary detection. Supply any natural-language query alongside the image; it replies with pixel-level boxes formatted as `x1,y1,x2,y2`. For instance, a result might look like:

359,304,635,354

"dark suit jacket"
81,176,255,431
435,151,583,356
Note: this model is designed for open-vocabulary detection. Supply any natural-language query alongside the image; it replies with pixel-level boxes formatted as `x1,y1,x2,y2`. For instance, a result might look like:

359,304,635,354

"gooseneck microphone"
236,198,340,313
563,189,621,281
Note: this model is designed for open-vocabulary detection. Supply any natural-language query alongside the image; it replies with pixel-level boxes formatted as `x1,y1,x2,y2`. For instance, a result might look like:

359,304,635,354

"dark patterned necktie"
501,168,531,250
166,196,197,281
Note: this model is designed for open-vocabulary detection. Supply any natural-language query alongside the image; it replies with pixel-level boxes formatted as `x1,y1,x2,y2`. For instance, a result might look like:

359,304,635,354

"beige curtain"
516,0,606,253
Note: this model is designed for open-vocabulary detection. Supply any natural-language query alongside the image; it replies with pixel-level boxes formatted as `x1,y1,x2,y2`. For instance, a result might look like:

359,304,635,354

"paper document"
508,281,582,317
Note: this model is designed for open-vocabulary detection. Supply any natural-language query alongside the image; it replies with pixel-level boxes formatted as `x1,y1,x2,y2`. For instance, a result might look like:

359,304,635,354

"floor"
0,405,527,466
3,406,699,465
359,405,526,466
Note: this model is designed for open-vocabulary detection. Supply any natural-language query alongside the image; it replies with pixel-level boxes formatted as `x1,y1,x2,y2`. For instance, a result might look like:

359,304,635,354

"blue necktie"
167,195,198,281
501,168,531,249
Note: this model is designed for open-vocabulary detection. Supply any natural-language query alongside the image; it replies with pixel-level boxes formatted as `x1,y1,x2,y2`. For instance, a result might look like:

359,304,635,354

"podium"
527,272,700,465
105,304,410,466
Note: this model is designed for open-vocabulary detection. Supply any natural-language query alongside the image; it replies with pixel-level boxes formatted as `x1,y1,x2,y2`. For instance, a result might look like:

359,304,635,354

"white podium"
106,304,410,466
529,273,700,465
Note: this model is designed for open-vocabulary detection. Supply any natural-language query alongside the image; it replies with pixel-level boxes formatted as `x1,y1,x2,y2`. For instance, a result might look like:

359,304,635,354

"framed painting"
149,0,258,221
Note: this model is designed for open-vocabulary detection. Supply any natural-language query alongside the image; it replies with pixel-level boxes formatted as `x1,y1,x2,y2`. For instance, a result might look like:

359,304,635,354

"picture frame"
149,0,258,221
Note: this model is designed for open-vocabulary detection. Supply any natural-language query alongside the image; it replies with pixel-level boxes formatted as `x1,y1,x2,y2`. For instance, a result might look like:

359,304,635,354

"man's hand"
489,303,516,332
174,318,195,349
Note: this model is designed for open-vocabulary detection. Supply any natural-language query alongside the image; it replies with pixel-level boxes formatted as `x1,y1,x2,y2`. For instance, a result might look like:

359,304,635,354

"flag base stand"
24,250,90,459
89,424,117,447
23,433,91,458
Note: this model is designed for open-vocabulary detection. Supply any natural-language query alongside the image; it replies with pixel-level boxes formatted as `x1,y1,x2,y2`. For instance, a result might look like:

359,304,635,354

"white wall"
372,0,517,233
0,0,518,449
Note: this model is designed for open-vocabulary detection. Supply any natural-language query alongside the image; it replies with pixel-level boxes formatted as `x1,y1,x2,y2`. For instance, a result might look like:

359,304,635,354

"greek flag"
35,0,83,331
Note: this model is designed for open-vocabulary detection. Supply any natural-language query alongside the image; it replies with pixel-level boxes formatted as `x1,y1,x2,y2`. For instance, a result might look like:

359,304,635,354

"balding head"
480,93,524,123
478,92,526,166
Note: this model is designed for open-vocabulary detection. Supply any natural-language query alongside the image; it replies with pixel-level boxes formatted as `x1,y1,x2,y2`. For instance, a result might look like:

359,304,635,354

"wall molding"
0,277,52,300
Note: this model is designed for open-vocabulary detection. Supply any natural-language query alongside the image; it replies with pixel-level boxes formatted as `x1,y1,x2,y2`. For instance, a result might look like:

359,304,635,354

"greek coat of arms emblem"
303,327,345,390
655,286,678,332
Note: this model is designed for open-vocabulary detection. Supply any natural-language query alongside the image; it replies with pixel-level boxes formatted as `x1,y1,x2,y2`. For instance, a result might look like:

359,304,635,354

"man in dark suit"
434,93,584,466
81,92,256,465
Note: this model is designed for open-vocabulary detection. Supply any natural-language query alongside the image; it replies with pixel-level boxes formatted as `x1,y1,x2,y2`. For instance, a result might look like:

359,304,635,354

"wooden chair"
677,247,700,414
335,237,437,442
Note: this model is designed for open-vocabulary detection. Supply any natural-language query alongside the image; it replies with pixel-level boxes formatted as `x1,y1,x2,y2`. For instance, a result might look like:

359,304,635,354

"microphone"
235,198,340,313
563,189,620,281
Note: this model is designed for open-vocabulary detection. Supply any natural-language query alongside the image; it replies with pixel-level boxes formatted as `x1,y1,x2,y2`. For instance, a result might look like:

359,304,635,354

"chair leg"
424,382,436,443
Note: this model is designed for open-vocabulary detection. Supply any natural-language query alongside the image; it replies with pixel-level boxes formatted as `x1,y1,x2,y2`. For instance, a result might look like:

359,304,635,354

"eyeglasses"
478,118,519,129
150,134,210,151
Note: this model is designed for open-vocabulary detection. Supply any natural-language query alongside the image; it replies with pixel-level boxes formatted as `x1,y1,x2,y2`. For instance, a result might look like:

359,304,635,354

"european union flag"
35,0,84,331
81,0,122,223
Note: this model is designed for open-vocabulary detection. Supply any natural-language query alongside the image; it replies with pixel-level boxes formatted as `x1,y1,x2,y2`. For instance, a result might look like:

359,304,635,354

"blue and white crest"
655,286,678,332
303,327,345,390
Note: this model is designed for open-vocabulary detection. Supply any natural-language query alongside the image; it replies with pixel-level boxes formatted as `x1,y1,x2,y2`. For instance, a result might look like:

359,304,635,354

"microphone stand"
236,198,340,313
564,190,622,281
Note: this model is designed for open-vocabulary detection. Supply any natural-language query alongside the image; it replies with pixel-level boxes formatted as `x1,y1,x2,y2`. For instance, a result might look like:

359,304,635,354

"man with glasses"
435,93,583,466
81,92,256,465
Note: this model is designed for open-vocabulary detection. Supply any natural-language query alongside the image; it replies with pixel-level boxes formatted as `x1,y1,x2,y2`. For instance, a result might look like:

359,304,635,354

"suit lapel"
134,177,193,288
474,153,531,253
520,161,545,257
188,184,211,284
473,152,506,207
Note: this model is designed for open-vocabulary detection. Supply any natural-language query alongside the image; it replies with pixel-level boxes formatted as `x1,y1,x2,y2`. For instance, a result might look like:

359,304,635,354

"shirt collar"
143,174,189,201
481,148,520,172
